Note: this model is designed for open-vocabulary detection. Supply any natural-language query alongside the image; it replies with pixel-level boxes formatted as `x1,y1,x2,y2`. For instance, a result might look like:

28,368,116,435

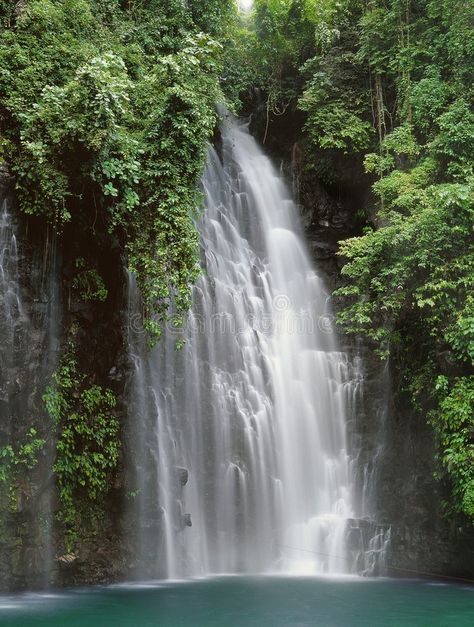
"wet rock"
177,467,189,487
56,553,78,566
108,365,123,382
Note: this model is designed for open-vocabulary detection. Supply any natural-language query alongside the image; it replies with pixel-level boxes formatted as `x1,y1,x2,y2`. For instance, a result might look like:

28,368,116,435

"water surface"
1,576,473,626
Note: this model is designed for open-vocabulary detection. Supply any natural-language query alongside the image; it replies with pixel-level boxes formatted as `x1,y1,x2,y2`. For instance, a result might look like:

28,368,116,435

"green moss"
0,429,45,512
72,258,108,303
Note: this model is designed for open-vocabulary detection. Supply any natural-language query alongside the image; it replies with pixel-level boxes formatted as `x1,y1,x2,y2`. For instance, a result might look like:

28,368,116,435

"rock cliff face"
0,173,56,589
285,126,474,581
1,114,473,591
0,174,131,590
249,102,474,578
369,370,474,579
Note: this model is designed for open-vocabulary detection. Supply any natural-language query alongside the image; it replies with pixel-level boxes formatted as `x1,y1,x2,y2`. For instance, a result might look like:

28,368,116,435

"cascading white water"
128,112,361,579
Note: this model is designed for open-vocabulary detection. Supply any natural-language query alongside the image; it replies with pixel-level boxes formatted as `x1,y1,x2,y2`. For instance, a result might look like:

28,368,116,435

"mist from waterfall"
128,112,363,579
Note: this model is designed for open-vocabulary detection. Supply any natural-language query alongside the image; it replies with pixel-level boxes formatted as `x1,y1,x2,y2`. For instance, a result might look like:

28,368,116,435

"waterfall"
128,113,361,579
0,200,29,373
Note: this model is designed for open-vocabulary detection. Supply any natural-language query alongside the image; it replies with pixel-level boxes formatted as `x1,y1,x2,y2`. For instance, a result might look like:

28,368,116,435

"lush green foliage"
44,330,120,549
230,0,374,179
0,429,45,511
0,0,236,341
188,0,236,38
299,1,372,157
333,0,474,520
242,1,316,122
432,377,474,518
73,258,108,302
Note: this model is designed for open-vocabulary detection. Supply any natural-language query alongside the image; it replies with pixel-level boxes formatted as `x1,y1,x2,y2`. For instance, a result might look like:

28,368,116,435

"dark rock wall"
52,201,131,588
374,373,474,579
0,174,131,590
0,174,58,590
1,108,473,590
